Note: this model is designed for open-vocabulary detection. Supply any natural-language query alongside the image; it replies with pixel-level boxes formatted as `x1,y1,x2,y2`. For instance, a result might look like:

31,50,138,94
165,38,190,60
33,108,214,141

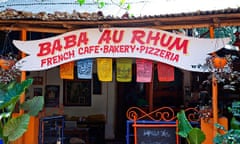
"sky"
0,0,239,17
128,0,240,16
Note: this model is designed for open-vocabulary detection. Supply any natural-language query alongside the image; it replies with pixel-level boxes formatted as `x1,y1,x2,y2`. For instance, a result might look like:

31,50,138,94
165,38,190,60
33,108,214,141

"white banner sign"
13,28,230,72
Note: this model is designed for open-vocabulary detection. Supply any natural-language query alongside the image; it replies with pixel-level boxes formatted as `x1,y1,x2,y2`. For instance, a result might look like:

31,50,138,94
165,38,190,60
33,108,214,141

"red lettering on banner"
130,30,145,44
103,45,136,53
146,31,160,45
64,35,77,49
77,32,88,46
160,33,173,47
40,50,75,67
78,45,100,55
37,32,88,57
52,39,62,55
168,37,188,54
98,29,124,44
153,49,161,56
139,46,179,62
130,30,189,54
37,42,51,56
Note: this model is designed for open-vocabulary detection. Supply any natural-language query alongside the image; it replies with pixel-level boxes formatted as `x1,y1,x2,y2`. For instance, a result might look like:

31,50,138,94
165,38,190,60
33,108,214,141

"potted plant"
0,78,44,144
177,110,206,144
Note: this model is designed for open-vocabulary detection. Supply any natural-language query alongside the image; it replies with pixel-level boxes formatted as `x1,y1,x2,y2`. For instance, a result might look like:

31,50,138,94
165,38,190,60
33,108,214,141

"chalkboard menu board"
137,127,176,144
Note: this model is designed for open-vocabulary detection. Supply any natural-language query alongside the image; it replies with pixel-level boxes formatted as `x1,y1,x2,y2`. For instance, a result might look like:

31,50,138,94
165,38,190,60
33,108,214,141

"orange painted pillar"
201,26,229,144
201,117,228,144
209,26,218,137
19,30,39,144
20,29,27,114
23,117,39,144
20,29,27,144
212,75,218,136
12,29,28,144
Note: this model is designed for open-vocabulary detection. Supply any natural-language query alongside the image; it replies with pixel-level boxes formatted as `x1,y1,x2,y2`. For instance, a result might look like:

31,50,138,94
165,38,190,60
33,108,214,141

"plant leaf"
119,0,125,6
3,114,30,141
188,128,206,144
230,116,240,130
20,96,44,116
0,111,11,120
0,81,16,91
213,133,224,144
177,110,193,138
126,4,131,10
0,79,33,110
77,0,85,6
98,1,105,9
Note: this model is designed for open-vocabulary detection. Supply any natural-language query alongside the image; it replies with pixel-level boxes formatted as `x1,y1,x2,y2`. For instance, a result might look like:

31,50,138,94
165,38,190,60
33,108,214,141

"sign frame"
132,119,179,144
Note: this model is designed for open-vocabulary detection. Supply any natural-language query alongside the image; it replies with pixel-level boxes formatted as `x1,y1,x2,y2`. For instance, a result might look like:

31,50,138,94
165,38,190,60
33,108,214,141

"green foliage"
3,114,30,141
20,96,44,116
193,27,237,44
97,0,105,9
0,80,31,110
230,117,240,130
214,102,240,144
177,110,193,138
77,0,85,6
214,124,240,144
177,110,206,144
126,3,130,11
77,0,106,8
0,78,44,144
119,0,125,6
188,128,206,144
77,0,130,10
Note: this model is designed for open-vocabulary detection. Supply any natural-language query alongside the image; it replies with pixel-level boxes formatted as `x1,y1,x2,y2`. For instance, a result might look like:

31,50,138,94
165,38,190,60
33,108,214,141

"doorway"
115,81,147,140
115,65,184,141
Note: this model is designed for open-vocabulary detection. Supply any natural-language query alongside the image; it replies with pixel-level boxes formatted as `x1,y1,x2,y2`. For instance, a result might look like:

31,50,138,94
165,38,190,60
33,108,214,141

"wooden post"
20,29,27,144
20,29,27,113
148,63,155,112
18,30,40,144
209,26,218,137
149,80,153,112
12,29,27,144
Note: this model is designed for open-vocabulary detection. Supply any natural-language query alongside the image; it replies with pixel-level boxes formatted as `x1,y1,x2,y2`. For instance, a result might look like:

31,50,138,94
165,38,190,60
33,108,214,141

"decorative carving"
126,107,200,122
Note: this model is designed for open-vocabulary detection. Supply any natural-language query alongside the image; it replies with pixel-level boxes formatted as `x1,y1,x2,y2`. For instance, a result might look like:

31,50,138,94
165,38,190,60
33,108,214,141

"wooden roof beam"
0,26,69,33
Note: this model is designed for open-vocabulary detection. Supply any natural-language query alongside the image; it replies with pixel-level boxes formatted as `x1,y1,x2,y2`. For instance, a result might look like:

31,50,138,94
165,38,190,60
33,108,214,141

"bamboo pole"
209,26,218,137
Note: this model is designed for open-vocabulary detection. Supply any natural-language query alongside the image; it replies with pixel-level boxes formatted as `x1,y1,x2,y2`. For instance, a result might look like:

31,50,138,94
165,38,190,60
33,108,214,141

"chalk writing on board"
137,127,176,144
143,129,171,137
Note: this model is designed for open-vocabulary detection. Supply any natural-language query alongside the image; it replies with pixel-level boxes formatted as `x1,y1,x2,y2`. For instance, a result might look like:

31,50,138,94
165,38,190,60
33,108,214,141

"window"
63,79,91,106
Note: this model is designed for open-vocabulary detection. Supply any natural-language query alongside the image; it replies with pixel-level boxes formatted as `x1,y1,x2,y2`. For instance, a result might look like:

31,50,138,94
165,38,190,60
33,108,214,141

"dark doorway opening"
115,65,184,141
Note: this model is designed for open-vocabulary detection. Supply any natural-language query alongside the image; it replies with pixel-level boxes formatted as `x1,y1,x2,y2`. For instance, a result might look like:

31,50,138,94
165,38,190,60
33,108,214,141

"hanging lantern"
212,56,227,69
